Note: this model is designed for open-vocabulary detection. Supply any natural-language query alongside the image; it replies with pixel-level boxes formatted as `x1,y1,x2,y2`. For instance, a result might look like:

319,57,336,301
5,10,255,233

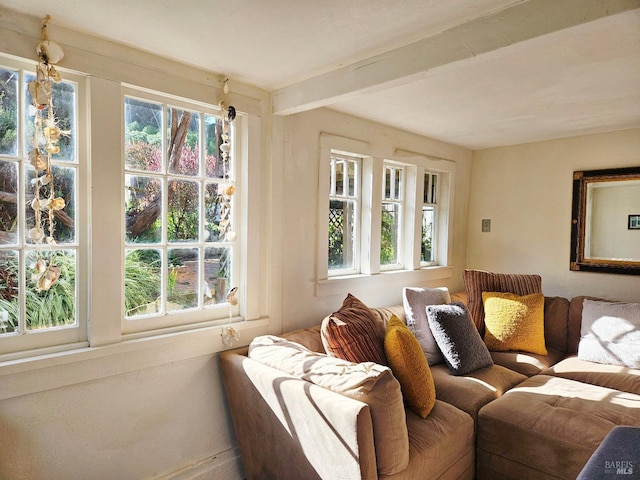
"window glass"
328,154,360,274
0,65,79,340
124,95,236,321
0,67,18,157
421,172,438,265
381,164,403,269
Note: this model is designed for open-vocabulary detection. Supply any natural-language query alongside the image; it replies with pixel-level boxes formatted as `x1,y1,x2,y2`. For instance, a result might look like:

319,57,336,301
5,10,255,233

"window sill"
0,317,270,401
316,265,453,297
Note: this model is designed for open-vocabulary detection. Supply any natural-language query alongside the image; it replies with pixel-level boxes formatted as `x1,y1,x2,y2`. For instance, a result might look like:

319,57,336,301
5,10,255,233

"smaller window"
381,164,404,270
421,172,438,265
328,154,360,276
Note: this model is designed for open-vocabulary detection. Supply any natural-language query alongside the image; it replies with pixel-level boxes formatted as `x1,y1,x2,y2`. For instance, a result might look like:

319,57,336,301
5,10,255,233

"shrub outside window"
0,61,85,354
124,93,237,324
381,164,404,270
422,172,438,265
328,154,360,276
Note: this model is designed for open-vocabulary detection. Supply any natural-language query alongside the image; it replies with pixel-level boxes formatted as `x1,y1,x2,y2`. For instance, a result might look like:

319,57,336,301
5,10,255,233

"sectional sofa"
220,272,640,480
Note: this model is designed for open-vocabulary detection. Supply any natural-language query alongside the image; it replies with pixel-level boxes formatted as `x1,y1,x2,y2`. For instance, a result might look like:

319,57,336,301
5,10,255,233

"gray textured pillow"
426,302,493,375
578,299,640,368
403,287,451,365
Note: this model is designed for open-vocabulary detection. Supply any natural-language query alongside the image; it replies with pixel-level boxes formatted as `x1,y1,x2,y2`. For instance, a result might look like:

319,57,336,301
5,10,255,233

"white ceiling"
1,0,639,149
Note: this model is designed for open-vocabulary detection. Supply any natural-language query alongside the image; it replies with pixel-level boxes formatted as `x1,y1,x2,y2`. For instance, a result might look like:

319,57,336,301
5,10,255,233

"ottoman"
477,375,640,480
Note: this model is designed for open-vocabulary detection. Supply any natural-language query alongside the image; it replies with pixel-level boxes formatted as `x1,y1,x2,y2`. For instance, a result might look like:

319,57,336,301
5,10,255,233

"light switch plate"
482,219,491,232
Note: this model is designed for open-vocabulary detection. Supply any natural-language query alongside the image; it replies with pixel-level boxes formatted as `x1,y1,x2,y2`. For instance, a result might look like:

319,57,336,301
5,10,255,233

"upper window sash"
380,163,405,271
328,153,361,277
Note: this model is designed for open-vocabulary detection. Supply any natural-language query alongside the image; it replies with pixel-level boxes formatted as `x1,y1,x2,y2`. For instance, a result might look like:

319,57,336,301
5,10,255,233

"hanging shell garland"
28,16,68,291
217,78,237,244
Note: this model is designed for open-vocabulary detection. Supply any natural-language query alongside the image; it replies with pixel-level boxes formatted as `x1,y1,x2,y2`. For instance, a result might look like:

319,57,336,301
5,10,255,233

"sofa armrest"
220,349,378,480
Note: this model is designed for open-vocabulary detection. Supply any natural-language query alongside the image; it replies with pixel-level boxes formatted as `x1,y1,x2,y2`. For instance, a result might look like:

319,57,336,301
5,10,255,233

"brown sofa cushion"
542,355,640,395
321,293,387,365
431,363,526,423
248,335,409,475
282,325,324,352
489,347,565,377
543,296,570,353
370,303,406,326
391,402,475,480
464,269,542,333
478,375,640,480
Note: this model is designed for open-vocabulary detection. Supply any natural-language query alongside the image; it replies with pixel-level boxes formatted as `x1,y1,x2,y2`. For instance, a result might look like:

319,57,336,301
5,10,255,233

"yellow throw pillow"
384,315,436,418
482,292,547,355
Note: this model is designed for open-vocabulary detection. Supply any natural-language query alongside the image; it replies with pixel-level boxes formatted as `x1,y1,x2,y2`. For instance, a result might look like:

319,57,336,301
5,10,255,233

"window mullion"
364,157,381,275
405,165,420,270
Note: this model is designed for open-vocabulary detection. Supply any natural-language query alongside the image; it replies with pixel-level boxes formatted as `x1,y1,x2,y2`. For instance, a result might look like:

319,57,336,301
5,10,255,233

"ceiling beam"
272,0,640,115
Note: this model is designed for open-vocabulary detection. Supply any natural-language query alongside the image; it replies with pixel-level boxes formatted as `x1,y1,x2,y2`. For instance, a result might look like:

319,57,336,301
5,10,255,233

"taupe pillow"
402,286,450,365
321,294,387,365
426,302,494,375
249,335,409,475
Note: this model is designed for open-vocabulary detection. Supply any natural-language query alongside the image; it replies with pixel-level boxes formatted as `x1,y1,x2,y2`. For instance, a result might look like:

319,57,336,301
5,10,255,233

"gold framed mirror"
571,166,640,275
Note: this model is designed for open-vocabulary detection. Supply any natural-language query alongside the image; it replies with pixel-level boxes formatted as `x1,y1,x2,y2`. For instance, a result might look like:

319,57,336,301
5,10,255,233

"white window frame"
328,152,361,277
121,87,244,335
380,162,405,272
0,57,88,357
0,57,264,364
317,134,455,297
420,171,439,267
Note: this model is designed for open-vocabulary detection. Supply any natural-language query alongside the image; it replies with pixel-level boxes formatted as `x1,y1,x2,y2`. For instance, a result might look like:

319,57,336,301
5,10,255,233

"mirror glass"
571,166,640,275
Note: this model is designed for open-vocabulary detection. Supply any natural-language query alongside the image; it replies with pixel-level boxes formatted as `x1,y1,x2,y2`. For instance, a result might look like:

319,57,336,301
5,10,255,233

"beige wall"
467,128,640,301
280,108,473,333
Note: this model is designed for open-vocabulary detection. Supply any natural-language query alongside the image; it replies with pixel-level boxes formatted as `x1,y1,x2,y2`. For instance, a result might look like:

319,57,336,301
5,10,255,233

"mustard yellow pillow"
482,292,547,355
384,315,436,418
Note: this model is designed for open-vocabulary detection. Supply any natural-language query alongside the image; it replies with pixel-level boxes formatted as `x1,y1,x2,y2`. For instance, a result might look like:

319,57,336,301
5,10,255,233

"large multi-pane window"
0,61,83,352
124,94,237,322
328,154,360,276
422,172,438,265
381,164,404,270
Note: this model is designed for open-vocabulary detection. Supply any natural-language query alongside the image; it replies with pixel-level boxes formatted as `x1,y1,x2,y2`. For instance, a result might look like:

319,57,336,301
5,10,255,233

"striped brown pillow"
464,269,542,334
321,294,387,365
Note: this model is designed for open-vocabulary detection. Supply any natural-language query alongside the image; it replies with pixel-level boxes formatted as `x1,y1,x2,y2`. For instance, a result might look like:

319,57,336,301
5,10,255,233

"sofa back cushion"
248,335,409,475
282,326,324,352
370,304,406,326
543,296,570,353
